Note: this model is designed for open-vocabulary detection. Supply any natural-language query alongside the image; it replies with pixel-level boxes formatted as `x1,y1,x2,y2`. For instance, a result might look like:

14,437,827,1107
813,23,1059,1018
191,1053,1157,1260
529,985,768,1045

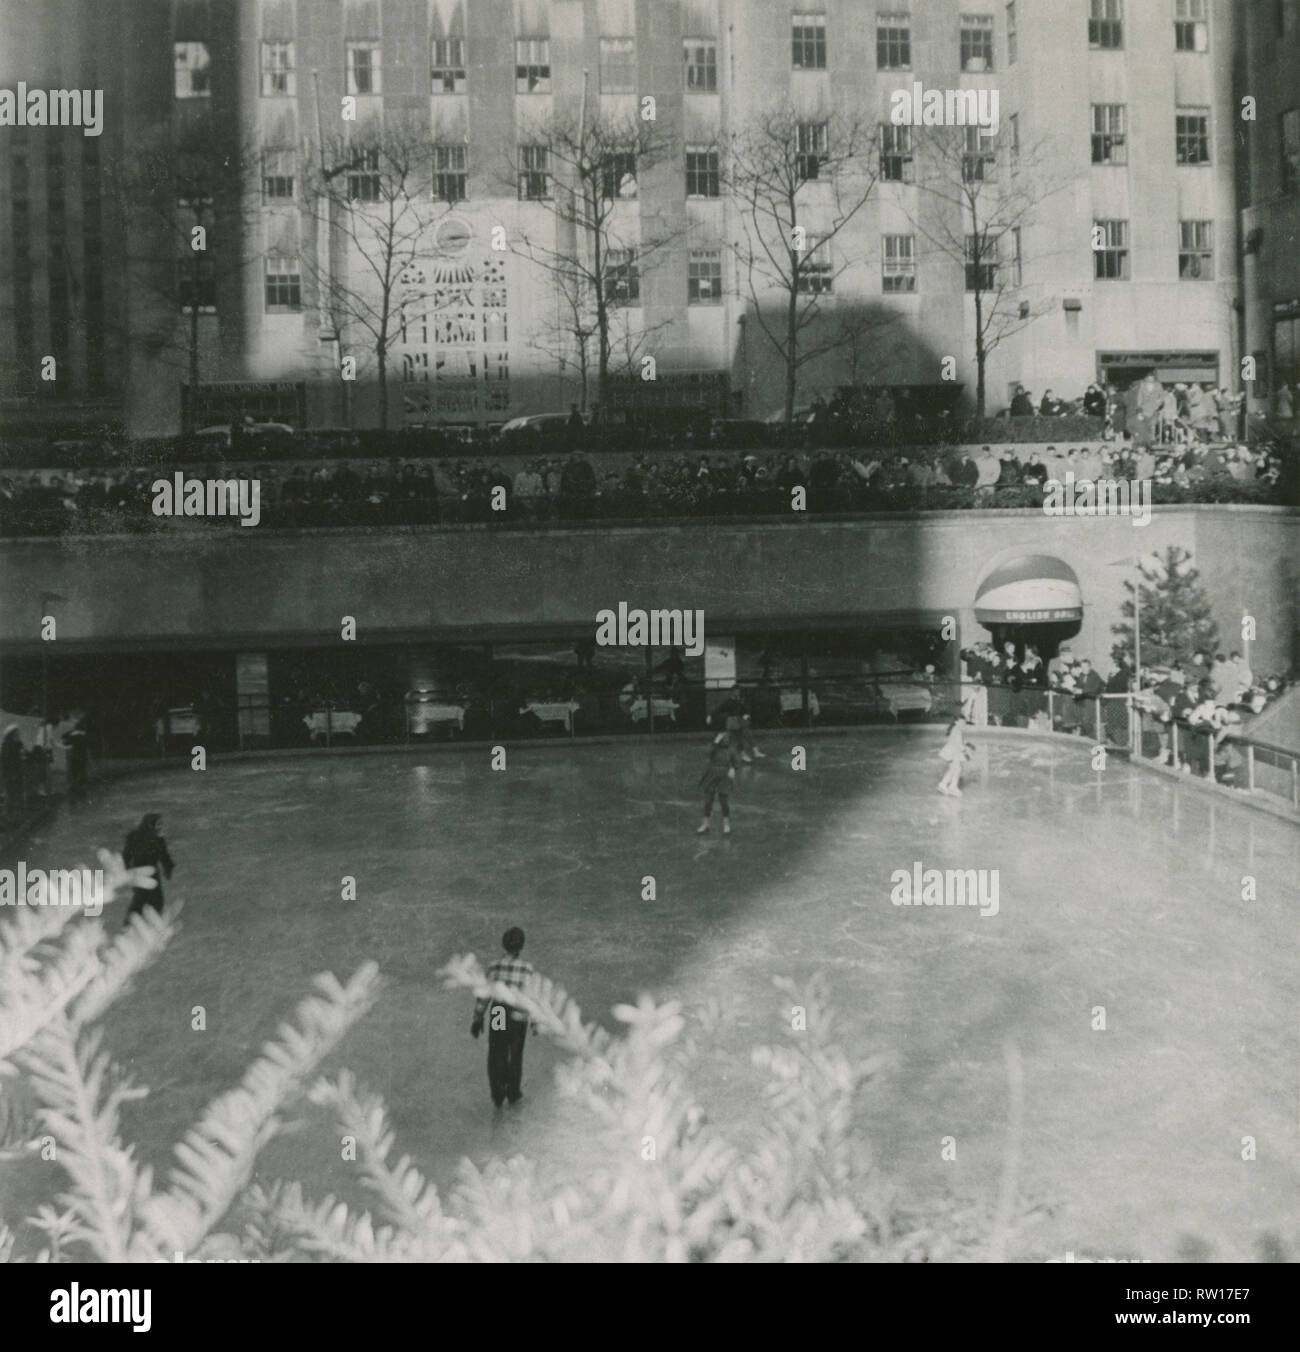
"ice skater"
937,716,972,796
712,691,765,762
697,729,738,834
122,812,175,924
470,927,537,1109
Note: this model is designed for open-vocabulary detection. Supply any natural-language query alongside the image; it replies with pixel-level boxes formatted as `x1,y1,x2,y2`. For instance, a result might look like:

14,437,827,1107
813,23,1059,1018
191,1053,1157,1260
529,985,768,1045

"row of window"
172,1,1234,103
178,218,1218,317
1089,105,1213,166
252,109,1228,209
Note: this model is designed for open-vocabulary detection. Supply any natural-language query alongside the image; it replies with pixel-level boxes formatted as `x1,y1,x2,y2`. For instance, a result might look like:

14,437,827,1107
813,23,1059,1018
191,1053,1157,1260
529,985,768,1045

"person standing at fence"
697,730,737,834
123,812,175,925
62,718,89,799
1,726,25,819
470,927,537,1109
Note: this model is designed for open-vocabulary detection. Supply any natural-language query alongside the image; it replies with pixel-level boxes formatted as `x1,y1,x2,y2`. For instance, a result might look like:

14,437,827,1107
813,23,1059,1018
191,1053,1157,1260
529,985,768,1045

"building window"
1176,108,1210,165
881,234,916,292
600,38,636,93
433,145,468,202
1178,221,1213,278
877,14,911,69
174,41,211,99
684,39,717,91
265,255,301,310
260,41,295,97
604,249,640,305
432,37,467,93
688,249,723,304
792,13,827,69
262,148,295,201
1093,218,1128,279
347,148,381,202
880,123,913,181
1008,113,1019,167
796,122,829,181
1011,226,1022,286
796,237,832,293
960,14,994,71
601,150,638,200
962,125,996,182
686,147,720,197
1280,108,1299,192
965,232,996,290
1006,2,1017,64
518,144,550,199
516,38,550,93
346,41,381,95
1088,0,1122,49
1175,0,1208,50
1091,104,1127,164
179,255,216,311
1283,0,1300,37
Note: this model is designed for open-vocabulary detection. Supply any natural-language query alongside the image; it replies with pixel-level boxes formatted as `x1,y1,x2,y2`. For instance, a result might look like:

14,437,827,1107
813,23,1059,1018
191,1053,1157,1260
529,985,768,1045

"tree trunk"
974,289,986,420
784,262,799,428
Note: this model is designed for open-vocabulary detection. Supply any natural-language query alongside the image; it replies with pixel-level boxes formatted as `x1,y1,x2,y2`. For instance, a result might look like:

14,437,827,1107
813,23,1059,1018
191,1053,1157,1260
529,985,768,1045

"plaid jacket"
474,954,536,1026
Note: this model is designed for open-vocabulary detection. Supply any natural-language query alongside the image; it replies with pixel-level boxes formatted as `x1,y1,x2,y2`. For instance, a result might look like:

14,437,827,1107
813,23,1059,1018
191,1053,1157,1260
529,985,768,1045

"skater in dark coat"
122,812,175,923
697,730,738,834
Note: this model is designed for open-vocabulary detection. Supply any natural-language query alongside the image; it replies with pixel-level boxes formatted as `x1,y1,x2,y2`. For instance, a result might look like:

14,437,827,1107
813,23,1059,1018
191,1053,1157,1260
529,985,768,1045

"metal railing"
60,679,1297,818
1126,699,1299,810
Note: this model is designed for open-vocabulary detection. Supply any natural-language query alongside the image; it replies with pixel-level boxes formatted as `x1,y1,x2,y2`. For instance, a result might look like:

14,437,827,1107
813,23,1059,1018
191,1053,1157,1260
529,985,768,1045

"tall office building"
0,0,1247,436
1239,0,1300,420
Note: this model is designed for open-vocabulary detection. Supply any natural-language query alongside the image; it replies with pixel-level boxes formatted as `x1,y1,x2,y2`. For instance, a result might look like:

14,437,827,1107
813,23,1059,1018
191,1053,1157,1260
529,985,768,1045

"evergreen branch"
17,1020,149,1263
241,1181,426,1263
0,925,102,1064
70,903,177,1028
306,1070,448,1242
133,964,381,1260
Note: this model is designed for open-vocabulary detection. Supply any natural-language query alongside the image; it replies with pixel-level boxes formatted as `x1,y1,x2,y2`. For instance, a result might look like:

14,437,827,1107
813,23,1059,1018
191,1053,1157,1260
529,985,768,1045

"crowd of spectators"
1005,377,1250,446
961,639,1286,784
0,430,1288,536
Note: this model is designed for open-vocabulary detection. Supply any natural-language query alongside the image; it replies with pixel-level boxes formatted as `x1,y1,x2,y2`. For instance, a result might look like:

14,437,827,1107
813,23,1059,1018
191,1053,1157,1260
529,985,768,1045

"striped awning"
974,555,1083,624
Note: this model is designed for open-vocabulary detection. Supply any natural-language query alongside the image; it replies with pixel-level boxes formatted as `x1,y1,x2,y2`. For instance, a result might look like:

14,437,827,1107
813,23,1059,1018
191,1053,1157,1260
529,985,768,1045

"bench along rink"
8,731,1297,1262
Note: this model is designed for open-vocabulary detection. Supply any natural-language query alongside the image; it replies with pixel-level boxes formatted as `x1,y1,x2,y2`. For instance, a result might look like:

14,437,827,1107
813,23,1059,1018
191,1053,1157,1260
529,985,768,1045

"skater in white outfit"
937,716,972,795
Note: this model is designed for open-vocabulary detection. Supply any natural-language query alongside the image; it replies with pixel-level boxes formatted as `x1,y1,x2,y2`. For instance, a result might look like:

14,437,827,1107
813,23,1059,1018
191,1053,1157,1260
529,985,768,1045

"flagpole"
1133,566,1141,693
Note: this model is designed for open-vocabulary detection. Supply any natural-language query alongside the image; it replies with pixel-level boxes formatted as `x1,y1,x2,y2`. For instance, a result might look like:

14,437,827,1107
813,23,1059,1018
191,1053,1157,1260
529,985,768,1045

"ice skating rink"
6,731,1298,1261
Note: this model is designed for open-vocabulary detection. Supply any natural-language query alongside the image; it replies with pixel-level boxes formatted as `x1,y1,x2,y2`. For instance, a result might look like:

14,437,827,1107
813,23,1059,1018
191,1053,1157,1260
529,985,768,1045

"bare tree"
301,117,444,431
507,106,686,418
725,104,879,426
904,122,1072,418
104,120,260,405
530,266,599,411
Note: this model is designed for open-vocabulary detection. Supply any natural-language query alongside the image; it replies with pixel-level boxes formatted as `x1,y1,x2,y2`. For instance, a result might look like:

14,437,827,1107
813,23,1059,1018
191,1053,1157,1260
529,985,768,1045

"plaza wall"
1,508,1295,674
